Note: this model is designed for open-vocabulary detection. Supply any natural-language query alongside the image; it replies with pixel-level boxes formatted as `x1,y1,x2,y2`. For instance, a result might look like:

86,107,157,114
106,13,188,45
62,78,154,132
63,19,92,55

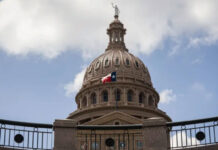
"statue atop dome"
106,4,127,51
112,3,120,18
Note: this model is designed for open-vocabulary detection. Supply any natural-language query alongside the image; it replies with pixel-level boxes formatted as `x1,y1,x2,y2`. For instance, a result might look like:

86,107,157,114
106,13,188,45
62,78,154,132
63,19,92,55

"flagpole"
115,69,118,110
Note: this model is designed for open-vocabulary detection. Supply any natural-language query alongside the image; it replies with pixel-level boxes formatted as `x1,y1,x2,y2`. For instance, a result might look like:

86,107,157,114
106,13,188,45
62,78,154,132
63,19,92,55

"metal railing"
0,119,53,149
167,116,218,149
0,116,218,150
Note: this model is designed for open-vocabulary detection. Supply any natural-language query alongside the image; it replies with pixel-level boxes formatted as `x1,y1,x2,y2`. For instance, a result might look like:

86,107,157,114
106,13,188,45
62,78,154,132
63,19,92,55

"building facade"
54,14,172,150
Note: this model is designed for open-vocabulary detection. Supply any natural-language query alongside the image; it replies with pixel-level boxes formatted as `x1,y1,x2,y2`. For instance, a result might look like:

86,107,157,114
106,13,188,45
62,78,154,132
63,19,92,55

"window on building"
137,140,143,149
139,93,144,104
119,142,125,148
92,142,99,150
105,58,109,66
102,90,108,102
91,93,97,104
114,121,120,125
127,90,133,102
135,61,139,68
115,89,121,101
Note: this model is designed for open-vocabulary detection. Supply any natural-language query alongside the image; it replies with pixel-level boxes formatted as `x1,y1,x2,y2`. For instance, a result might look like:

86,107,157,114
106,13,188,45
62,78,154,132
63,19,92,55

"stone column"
134,89,138,103
123,87,127,105
97,89,100,104
79,98,82,109
109,87,114,104
87,94,91,107
145,93,149,106
142,117,169,150
53,119,78,150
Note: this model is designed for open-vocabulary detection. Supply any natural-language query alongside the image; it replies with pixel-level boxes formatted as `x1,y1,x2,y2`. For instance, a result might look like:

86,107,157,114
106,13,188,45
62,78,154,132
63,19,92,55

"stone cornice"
67,105,171,122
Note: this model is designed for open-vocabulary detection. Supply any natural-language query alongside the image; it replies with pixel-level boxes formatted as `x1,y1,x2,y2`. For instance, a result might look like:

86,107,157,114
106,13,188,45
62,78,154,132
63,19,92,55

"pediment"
84,111,143,125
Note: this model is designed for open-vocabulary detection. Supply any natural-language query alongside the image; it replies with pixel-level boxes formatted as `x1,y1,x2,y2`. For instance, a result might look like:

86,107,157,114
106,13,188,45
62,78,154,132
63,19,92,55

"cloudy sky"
0,0,217,124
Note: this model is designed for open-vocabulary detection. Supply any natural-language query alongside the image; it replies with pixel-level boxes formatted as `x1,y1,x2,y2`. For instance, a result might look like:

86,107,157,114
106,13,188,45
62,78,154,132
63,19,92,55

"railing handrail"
167,116,218,127
0,119,53,128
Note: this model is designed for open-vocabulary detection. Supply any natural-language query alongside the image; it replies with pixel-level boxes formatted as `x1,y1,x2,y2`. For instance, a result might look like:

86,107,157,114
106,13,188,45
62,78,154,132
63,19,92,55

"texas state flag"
101,72,116,84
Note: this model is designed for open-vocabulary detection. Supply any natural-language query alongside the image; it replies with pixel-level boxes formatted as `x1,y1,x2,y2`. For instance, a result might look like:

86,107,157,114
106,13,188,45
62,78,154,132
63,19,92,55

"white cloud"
0,0,218,59
171,131,200,148
191,58,202,65
191,82,213,100
159,89,176,104
64,67,86,96
192,82,205,91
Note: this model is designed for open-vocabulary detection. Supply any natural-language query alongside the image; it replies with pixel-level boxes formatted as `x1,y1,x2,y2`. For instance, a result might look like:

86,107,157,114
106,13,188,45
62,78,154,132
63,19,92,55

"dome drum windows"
115,89,121,101
102,90,108,102
91,93,97,105
139,92,145,104
127,90,133,102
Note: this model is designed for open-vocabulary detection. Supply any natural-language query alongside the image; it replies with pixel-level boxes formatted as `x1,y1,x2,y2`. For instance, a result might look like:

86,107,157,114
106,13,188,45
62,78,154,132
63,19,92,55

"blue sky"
0,0,218,124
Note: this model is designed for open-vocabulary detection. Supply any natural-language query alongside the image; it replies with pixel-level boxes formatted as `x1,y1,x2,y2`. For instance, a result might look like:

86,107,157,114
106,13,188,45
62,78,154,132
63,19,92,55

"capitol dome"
67,15,171,124
83,49,152,88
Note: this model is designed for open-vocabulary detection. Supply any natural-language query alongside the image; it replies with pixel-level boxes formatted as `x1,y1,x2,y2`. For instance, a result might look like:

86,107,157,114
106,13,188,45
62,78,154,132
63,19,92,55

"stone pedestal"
53,119,78,150
142,117,170,150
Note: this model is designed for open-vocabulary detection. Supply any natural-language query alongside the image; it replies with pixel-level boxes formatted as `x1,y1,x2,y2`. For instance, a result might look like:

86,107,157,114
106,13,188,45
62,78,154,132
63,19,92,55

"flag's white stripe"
101,73,111,82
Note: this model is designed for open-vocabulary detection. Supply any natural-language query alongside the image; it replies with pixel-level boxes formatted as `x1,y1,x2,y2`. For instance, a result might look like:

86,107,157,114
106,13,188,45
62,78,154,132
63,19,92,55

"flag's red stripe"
102,76,111,83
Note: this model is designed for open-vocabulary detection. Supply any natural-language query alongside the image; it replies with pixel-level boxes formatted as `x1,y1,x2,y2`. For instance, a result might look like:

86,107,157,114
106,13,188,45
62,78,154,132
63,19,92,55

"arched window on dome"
139,92,145,104
115,89,121,101
91,93,97,104
105,58,109,66
95,61,100,70
102,90,108,102
127,90,133,102
82,97,87,107
126,58,130,66
135,61,139,68
148,95,154,106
